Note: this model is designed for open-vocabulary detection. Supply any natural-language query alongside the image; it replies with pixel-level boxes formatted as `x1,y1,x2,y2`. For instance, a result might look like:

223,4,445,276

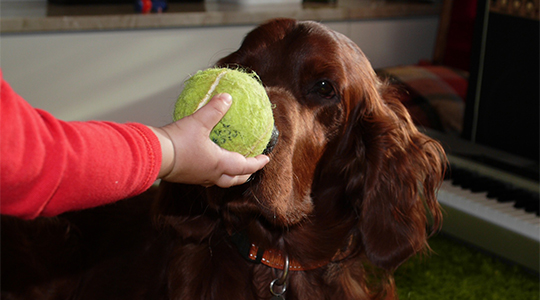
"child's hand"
149,93,270,188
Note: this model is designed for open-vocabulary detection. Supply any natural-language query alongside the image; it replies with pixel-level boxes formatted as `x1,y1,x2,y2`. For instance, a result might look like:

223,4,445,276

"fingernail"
221,93,232,105
261,155,270,164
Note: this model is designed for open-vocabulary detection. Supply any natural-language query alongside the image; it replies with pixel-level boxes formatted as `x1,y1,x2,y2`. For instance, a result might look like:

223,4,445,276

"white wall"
0,17,437,126
1,25,253,126
348,18,438,68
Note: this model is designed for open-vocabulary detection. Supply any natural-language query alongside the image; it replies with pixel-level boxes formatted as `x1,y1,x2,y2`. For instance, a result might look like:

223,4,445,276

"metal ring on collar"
269,255,289,296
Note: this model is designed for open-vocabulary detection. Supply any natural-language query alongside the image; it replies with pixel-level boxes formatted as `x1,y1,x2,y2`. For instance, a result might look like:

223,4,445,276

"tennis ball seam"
195,69,228,112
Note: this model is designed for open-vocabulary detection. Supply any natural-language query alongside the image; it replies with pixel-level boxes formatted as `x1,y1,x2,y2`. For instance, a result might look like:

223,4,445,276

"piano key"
442,176,540,224
424,129,539,272
448,164,539,215
469,177,499,193
438,181,539,272
496,189,521,202
438,180,539,242
451,168,475,187
514,192,540,214
449,165,518,201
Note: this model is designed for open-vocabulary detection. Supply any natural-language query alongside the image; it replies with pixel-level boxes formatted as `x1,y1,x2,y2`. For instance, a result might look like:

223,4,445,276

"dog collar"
230,230,350,271
247,243,328,271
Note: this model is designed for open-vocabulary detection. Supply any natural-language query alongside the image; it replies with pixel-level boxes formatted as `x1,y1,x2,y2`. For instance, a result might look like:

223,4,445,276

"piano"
428,129,539,273
425,0,539,273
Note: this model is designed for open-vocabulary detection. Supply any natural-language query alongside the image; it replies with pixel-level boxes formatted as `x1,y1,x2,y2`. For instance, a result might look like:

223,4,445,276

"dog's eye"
314,81,336,98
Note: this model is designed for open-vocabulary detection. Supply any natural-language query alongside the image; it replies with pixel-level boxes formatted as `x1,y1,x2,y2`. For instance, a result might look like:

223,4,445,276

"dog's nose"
262,126,279,155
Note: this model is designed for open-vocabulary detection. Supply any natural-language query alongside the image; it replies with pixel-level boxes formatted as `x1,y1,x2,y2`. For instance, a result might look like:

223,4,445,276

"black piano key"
496,188,521,202
449,166,503,194
512,190,531,208
513,191,540,214
460,173,482,190
470,178,499,193
447,164,539,215
451,168,473,186
530,194,540,214
450,168,482,190
486,185,511,199
484,179,516,198
525,200,539,214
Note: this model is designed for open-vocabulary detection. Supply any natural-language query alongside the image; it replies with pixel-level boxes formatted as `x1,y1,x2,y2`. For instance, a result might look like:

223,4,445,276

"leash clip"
269,255,289,299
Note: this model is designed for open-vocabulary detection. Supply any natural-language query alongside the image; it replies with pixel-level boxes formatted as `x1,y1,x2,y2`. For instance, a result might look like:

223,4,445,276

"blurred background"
0,0,439,126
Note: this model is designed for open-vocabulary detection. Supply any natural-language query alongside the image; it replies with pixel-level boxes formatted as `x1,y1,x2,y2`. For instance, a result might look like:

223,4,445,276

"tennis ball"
174,68,274,157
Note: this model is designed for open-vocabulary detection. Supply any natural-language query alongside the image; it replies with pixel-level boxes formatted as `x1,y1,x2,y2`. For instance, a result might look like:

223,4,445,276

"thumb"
192,93,232,134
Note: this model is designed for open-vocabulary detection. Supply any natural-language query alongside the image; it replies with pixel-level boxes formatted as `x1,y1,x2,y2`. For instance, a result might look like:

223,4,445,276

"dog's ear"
335,81,446,271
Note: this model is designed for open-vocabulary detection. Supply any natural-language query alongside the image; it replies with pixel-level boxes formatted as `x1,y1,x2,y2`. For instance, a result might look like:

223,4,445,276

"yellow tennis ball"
174,68,274,157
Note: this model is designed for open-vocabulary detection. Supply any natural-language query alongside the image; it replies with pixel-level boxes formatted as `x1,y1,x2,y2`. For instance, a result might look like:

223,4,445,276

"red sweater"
0,72,162,219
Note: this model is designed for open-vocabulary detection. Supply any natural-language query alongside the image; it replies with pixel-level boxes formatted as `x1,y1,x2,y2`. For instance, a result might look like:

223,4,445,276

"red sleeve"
0,72,162,219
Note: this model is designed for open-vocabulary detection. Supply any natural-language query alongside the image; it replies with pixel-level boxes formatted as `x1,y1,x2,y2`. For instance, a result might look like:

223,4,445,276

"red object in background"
135,0,168,14
443,0,478,72
140,0,152,13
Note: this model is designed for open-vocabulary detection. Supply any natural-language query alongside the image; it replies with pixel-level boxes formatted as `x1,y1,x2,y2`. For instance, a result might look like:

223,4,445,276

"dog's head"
158,18,445,271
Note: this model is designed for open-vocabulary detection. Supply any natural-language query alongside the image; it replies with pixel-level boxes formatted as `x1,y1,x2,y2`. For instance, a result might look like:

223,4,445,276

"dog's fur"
1,19,446,300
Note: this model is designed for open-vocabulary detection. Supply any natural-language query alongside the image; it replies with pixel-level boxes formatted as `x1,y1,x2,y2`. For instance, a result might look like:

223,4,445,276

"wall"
0,17,438,126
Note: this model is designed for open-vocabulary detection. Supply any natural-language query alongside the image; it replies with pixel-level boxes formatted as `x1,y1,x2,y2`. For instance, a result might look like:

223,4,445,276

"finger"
215,174,252,188
191,93,232,134
242,155,271,174
214,154,269,188
221,153,270,176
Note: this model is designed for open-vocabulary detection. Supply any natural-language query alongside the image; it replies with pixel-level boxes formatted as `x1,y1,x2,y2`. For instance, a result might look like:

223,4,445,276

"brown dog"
1,18,446,300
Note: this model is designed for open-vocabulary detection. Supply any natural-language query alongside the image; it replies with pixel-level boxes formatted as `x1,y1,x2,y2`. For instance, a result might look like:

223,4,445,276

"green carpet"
395,234,539,300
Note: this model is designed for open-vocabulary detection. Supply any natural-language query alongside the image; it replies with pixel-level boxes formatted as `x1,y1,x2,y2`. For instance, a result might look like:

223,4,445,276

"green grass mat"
395,235,539,300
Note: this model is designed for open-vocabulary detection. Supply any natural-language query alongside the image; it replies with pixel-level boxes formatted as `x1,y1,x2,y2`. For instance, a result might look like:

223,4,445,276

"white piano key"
438,181,540,242
460,188,540,226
